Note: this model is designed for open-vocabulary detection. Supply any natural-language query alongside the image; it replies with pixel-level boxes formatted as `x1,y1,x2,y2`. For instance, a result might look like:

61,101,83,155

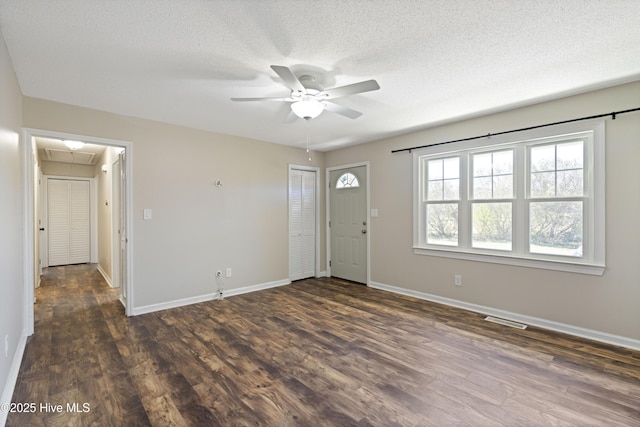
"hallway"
8,264,149,425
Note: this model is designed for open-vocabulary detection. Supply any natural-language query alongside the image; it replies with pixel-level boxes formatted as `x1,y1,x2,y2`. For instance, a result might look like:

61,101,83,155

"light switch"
143,209,152,220
371,208,379,217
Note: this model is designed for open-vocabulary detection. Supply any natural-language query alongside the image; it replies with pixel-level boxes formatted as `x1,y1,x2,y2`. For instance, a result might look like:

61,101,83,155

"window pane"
472,150,513,200
443,158,459,179
336,172,359,189
472,203,512,250
530,171,555,198
426,203,458,246
529,141,584,199
473,176,492,199
428,159,443,180
530,201,583,257
493,151,513,175
428,181,443,201
427,157,459,201
557,170,583,197
530,145,555,172
493,174,513,199
474,153,492,176
557,141,583,170
443,179,459,200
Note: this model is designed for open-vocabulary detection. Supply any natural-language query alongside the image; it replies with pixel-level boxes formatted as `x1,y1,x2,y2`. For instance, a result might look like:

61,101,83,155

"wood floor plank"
7,266,640,426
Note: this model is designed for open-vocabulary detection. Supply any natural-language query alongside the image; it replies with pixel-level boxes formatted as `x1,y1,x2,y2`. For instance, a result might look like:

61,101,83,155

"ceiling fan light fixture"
291,99,324,119
63,140,85,150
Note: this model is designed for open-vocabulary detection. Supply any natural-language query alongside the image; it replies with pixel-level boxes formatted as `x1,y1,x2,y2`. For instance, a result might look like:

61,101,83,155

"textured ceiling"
1,0,639,151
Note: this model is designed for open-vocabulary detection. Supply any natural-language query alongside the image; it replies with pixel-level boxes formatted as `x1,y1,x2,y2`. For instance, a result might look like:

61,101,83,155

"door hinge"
329,260,331,267
329,220,331,227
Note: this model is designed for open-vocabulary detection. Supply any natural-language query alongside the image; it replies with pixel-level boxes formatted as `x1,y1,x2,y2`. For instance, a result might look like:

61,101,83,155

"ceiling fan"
231,65,380,120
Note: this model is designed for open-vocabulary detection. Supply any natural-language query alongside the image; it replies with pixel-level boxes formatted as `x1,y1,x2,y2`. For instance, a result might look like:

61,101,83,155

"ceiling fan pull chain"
306,120,311,162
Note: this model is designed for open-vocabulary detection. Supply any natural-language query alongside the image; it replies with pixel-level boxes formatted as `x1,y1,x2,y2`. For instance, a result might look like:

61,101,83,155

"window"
471,150,513,251
336,172,360,189
425,157,459,246
414,121,605,275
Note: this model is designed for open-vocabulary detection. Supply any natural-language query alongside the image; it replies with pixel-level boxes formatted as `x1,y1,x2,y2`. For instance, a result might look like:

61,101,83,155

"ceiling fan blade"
284,110,298,123
230,96,293,102
270,65,306,92
318,79,380,99
323,102,363,119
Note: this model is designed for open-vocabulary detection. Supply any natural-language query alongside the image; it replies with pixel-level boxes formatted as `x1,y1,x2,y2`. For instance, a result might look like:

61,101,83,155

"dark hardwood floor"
7,264,640,426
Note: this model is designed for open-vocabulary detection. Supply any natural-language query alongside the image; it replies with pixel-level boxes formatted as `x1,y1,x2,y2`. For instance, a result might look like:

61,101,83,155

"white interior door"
289,167,316,281
47,178,91,266
37,168,44,279
329,166,367,284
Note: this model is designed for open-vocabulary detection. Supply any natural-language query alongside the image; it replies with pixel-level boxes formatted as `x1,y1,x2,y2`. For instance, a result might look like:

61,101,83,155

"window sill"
413,247,605,276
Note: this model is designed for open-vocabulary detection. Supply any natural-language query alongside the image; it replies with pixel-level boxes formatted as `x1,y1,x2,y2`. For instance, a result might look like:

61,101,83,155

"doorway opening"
22,128,134,335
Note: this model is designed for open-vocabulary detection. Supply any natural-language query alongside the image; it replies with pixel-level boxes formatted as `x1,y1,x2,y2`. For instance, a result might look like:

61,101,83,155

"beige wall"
13,53,639,344
326,80,640,341
0,31,24,419
22,97,326,309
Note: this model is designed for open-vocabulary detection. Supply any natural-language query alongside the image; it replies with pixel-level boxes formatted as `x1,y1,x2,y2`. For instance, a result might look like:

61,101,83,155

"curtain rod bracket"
612,112,616,120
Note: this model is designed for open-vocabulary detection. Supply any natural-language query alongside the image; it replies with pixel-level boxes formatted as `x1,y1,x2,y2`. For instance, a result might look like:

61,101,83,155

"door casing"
22,128,134,336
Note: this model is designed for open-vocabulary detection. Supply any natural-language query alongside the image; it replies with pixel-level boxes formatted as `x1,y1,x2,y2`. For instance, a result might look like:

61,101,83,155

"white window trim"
413,120,605,276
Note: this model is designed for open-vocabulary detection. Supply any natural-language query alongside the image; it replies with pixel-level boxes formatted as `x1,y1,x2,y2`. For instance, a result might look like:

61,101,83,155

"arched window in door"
336,172,360,189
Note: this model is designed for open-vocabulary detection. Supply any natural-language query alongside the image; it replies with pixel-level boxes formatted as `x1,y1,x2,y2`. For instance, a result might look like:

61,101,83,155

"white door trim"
288,164,320,279
111,156,122,290
326,161,370,285
22,128,135,336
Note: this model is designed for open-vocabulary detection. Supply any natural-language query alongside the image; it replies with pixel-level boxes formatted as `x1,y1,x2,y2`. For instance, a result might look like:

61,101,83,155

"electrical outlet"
454,275,462,286
225,267,232,278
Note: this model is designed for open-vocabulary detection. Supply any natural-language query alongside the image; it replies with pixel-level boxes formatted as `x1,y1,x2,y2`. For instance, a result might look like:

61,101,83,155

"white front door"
329,166,367,284
47,178,91,266
289,167,317,281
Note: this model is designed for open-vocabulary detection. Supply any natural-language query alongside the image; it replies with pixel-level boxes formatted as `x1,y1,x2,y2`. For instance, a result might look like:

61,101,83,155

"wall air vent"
485,316,527,330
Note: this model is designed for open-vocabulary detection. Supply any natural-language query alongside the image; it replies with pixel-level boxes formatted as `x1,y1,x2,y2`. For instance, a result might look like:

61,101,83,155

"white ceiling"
1,1,639,151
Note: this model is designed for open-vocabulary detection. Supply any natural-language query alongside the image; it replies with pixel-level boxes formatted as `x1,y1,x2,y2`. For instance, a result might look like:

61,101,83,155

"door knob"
362,229,367,234
39,228,45,231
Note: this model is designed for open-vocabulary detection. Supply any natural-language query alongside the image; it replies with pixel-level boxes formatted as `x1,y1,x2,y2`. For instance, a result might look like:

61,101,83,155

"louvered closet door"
48,179,91,266
289,169,316,281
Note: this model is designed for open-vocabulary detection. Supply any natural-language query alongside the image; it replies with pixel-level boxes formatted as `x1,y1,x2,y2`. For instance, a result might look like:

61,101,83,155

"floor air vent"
485,316,527,330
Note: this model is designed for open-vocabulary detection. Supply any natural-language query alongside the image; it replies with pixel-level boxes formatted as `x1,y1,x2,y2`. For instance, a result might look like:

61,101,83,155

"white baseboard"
96,264,114,288
223,279,290,298
132,279,291,316
1,334,28,427
369,280,640,352
132,292,220,316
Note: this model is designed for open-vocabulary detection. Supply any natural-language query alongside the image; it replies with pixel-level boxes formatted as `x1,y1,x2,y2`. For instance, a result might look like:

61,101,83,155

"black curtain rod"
391,106,640,154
